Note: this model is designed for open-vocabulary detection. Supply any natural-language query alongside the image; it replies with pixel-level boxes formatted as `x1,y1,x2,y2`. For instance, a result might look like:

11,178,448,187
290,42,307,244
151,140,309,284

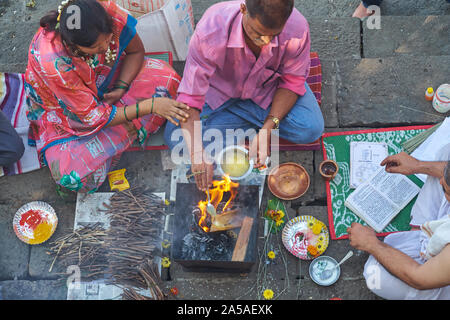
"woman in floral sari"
25,0,189,193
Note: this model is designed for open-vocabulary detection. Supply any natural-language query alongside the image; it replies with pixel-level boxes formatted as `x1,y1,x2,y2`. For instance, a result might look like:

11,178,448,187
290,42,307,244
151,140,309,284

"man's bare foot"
352,2,375,19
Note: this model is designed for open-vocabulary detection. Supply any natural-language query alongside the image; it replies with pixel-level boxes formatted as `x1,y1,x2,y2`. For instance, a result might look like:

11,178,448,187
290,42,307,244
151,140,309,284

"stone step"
363,15,450,58
0,0,59,23
296,0,450,19
0,280,67,299
0,20,38,73
1,0,449,25
334,55,449,127
190,0,450,21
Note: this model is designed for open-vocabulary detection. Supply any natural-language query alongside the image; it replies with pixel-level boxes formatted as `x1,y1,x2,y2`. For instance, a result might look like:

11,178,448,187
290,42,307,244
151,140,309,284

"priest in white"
347,143,450,300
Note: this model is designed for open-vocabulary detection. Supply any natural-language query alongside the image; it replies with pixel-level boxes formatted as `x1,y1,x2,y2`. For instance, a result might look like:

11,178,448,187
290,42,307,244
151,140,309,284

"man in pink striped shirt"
164,0,324,190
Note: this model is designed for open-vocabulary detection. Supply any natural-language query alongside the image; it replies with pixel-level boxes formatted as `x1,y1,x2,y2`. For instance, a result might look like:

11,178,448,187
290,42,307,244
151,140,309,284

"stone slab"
191,0,222,24
336,56,450,127
192,0,449,22
0,167,76,280
0,0,60,23
309,17,361,60
363,15,450,58
0,206,29,280
378,0,450,16
0,280,67,300
0,20,37,72
320,59,339,128
296,0,361,19
296,0,450,18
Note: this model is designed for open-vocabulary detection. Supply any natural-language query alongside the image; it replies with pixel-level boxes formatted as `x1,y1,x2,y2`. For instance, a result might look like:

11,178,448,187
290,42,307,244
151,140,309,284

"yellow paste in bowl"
221,149,250,178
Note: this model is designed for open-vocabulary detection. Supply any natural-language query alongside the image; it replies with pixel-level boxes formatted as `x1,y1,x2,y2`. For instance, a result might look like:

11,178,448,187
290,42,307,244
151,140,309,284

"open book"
345,167,420,232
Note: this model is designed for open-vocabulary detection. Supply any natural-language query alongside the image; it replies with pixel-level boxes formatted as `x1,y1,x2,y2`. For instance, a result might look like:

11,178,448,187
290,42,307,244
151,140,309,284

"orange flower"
307,244,318,257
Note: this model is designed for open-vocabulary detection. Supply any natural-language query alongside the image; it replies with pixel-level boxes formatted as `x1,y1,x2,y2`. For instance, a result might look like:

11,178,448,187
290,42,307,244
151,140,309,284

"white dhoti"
363,143,450,300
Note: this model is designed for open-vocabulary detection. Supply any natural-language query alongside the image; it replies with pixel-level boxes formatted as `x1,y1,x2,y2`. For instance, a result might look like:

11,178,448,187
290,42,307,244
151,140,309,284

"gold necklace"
84,40,117,68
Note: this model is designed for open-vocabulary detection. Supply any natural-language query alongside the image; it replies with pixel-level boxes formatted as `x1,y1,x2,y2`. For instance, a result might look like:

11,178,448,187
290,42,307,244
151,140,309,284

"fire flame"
197,175,239,232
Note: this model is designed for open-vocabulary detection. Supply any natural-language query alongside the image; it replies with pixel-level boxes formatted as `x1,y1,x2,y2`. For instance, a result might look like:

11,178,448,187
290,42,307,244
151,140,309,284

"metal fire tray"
172,182,260,273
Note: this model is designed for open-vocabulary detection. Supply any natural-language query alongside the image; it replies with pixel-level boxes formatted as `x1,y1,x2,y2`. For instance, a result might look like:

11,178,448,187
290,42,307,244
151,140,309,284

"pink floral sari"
25,1,180,193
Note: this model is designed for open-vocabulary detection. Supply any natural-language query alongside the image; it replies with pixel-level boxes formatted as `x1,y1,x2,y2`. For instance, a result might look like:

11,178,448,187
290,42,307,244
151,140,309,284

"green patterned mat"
145,51,172,65
322,126,431,240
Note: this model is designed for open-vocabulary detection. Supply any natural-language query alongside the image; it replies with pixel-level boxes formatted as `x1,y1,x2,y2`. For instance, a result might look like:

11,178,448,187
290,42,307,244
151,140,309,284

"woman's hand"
152,97,190,126
103,88,126,105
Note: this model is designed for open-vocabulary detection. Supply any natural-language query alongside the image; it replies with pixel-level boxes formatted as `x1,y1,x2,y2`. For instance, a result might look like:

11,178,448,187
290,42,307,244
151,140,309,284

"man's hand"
249,129,270,168
103,88,126,105
380,152,420,175
191,157,214,191
347,223,380,253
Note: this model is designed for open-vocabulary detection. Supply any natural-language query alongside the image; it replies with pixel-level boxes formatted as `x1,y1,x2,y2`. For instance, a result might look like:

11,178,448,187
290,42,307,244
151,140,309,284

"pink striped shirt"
177,0,311,111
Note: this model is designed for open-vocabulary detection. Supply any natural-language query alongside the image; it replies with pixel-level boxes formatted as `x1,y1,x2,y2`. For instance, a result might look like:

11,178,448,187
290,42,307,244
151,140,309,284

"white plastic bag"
115,0,195,61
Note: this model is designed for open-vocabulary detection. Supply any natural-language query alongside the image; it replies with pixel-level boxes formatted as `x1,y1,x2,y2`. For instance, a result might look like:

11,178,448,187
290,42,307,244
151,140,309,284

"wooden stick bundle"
47,186,167,299
47,223,108,280
102,187,166,289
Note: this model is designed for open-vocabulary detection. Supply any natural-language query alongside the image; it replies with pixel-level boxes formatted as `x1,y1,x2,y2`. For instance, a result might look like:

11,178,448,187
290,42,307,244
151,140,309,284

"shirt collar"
227,12,279,49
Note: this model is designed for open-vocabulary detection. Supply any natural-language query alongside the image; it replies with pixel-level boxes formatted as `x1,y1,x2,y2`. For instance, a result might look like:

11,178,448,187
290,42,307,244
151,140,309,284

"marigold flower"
165,199,170,206
268,209,284,222
161,239,171,249
307,244,318,257
275,210,284,219
162,257,171,268
263,289,274,300
170,287,179,295
267,251,276,259
275,219,284,227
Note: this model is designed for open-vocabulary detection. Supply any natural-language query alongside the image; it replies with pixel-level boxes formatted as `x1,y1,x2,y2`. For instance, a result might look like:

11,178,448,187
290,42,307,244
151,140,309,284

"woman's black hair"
40,0,113,48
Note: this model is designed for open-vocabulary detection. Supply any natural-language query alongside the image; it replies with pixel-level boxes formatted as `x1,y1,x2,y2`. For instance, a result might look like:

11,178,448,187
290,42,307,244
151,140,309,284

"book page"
369,168,420,207
345,184,398,231
345,167,420,232
350,142,388,189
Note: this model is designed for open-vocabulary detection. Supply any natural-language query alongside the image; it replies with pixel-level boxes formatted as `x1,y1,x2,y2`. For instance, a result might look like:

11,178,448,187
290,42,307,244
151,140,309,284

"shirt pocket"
258,68,281,89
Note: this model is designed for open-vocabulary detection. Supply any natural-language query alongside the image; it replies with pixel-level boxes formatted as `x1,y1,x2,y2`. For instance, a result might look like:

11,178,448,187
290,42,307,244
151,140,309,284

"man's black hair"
245,0,294,29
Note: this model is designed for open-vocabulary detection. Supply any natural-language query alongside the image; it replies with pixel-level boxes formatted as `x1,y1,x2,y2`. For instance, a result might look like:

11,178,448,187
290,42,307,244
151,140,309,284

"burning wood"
196,175,242,232
173,182,260,272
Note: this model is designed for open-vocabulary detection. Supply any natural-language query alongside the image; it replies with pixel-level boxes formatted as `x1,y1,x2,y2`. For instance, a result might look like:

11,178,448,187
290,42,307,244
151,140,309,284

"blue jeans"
164,83,324,151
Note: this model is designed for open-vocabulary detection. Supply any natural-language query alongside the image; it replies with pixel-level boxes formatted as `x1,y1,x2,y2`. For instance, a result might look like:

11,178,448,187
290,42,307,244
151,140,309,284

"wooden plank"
231,216,254,262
